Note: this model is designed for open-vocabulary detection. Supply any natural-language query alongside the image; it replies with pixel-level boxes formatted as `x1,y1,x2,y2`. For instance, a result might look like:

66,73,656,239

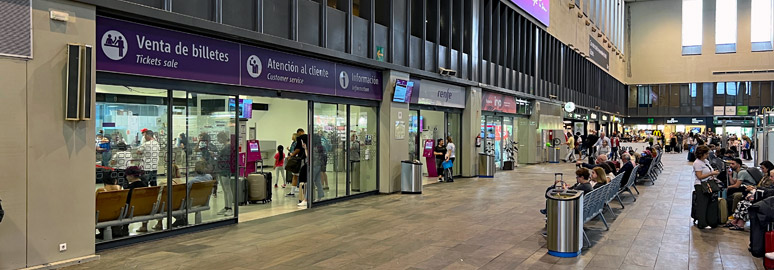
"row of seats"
581,152,662,247
95,180,216,240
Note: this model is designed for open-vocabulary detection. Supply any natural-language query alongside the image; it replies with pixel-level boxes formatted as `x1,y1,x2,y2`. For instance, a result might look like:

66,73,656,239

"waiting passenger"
693,145,721,230
576,154,608,170
590,167,608,189
274,145,286,188
444,136,456,182
618,154,635,188
96,173,121,193
637,151,653,178
597,140,611,158
434,139,446,182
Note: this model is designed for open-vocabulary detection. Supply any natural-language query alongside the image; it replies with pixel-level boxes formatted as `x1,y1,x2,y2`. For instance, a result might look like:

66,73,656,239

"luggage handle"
553,173,565,189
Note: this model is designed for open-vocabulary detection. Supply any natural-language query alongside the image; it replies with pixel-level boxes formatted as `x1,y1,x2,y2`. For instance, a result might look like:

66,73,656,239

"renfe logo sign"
510,0,550,26
96,16,382,100
415,79,466,108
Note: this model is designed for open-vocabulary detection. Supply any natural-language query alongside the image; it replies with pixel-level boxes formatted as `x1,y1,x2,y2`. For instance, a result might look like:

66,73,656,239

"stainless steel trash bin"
545,187,583,257
548,147,560,163
401,160,422,194
478,153,495,178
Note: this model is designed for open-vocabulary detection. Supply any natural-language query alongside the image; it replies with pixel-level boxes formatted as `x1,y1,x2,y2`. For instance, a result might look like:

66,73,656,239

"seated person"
141,164,183,232
540,168,594,215
728,192,755,231
590,167,608,189
576,154,608,170
96,173,122,193
171,161,213,228
604,161,618,176
125,166,148,190
637,150,654,177
618,153,635,188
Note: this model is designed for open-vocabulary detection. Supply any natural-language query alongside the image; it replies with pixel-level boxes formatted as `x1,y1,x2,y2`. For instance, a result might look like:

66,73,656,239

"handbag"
700,179,721,194
285,156,302,174
442,160,453,169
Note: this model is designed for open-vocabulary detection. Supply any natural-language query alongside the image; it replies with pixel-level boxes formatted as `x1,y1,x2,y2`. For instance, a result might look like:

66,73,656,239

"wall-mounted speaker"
65,44,82,121
80,45,93,120
65,43,93,121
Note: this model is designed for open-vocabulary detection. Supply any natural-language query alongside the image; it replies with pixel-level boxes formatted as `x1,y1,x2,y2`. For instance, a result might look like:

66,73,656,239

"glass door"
349,105,378,194
312,103,347,202
408,110,420,161
503,117,515,165
446,112,462,176
176,91,237,229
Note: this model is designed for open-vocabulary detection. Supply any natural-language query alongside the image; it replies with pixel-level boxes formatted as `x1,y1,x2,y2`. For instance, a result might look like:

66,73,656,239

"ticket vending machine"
423,139,438,177
239,139,262,177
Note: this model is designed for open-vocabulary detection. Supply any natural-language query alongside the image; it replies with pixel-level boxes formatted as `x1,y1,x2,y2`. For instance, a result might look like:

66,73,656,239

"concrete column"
461,86,482,177
378,70,410,193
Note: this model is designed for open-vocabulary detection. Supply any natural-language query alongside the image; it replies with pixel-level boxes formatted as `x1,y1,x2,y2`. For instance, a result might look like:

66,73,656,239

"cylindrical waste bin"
478,153,495,178
545,184,583,257
401,160,422,194
548,147,560,163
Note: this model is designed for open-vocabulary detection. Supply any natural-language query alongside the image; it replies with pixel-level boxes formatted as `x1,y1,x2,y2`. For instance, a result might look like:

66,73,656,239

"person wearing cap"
136,129,160,186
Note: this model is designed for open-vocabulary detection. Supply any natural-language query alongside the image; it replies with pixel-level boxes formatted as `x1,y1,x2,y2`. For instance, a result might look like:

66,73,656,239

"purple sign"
241,45,336,96
97,17,240,84
96,16,382,100
510,0,550,27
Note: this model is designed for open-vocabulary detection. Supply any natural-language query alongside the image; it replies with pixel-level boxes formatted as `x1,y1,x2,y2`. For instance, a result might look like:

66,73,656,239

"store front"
563,107,588,137
94,16,382,248
480,91,531,169
589,112,600,132
406,80,465,183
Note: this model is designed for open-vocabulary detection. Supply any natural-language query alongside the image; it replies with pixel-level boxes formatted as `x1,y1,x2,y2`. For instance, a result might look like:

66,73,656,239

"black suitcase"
502,160,515,170
688,147,696,162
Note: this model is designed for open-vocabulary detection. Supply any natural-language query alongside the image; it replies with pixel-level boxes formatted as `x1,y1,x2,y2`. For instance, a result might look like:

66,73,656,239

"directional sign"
376,46,385,62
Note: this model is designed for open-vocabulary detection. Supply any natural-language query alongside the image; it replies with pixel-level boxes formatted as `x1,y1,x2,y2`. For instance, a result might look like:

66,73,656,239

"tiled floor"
69,152,762,269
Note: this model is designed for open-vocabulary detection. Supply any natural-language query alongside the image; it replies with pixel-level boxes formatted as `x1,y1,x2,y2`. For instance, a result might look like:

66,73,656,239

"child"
274,145,286,188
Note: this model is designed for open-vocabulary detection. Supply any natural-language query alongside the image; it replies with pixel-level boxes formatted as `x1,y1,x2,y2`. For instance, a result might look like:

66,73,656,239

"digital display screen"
249,141,260,152
424,140,434,150
393,79,409,103
229,98,253,119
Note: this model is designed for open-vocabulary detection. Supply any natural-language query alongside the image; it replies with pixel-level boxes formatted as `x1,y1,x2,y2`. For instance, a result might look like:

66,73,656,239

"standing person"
444,136,456,182
565,132,576,163
693,145,721,230
312,135,326,201
586,131,599,158
742,136,752,161
677,132,684,153
110,142,132,170
215,132,235,216
97,135,112,166
289,128,309,207
286,133,298,196
610,133,620,161
274,145,286,188
433,138,446,182
176,133,189,166
136,129,160,186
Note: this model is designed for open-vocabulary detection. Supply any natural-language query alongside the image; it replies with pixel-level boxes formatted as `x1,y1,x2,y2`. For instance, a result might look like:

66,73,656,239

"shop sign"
666,118,678,124
588,36,609,71
411,80,466,108
602,115,608,121
713,106,725,116
482,91,517,113
96,16,383,100
737,106,749,116
590,113,598,120
691,118,705,124
725,106,737,116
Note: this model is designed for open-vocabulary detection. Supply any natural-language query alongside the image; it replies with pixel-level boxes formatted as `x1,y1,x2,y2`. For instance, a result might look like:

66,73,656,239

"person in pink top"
274,145,286,188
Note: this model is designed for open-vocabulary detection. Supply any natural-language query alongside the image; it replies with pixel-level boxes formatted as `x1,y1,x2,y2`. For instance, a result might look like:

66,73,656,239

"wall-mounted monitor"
229,98,253,119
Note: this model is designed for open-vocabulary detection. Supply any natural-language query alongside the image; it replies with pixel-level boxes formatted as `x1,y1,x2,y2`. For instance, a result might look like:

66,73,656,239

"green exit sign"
647,118,654,124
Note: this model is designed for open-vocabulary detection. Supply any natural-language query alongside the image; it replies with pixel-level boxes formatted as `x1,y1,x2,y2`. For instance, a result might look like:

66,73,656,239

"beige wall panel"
545,0,628,82
26,0,95,266
629,0,774,84
0,58,29,270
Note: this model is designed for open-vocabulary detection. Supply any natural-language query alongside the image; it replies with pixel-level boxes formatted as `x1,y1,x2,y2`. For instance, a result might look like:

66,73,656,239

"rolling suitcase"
247,173,271,203
767,230,774,269
718,198,728,224
237,177,249,205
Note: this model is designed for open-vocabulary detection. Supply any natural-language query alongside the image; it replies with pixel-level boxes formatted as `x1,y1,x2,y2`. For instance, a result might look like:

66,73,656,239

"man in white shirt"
137,129,160,186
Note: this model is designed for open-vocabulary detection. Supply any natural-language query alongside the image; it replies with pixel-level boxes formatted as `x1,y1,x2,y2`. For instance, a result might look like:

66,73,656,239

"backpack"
747,167,764,185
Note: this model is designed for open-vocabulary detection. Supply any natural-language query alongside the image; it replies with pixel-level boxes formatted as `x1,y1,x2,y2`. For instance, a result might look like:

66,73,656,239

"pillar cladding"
462,87,482,177
379,70,410,193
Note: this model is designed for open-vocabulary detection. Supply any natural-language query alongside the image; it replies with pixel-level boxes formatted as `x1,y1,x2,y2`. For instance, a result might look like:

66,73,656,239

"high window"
682,0,702,55
715,0,737,53
751,0,774,51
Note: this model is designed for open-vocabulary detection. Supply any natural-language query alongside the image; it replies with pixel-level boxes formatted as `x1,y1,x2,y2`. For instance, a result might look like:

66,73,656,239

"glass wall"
627,81,774,117
480,114,518,169
95,84,237,243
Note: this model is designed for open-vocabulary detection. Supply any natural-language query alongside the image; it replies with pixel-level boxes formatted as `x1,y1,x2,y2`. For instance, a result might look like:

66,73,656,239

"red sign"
482,91,517,114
